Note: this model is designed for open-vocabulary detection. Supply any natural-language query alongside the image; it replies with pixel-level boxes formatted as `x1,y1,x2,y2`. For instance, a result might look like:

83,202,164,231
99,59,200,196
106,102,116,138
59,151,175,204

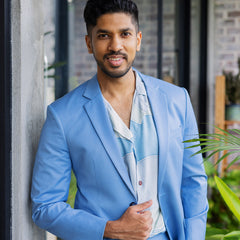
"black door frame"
176,0,191,91
158,0,208,131
158,0,191,90
198,0,208,134
0,0,12,239
55,0,69,99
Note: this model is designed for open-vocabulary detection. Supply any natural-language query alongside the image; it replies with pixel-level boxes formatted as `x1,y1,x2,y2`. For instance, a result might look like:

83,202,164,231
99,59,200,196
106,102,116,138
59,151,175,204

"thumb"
132,200,153,212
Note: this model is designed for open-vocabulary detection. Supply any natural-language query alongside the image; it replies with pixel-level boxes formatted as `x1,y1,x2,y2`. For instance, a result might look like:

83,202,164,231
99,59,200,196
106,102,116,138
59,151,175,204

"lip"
106,55,125,67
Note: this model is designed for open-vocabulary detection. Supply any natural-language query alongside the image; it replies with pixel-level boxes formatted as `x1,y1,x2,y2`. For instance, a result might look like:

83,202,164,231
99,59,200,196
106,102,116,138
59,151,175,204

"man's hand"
104,200,153,240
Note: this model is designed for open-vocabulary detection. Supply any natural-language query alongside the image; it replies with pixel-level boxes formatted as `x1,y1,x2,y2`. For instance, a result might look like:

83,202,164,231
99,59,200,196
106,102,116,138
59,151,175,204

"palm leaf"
184,128,240,169
214,176,240,222
205,228,240,240
206,227,229,237
44,61,66,71
224,231,240,239
205,234,225,240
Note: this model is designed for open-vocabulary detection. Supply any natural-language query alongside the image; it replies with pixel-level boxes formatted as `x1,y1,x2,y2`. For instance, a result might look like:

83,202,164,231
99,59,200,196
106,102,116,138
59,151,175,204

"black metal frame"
55,0,69,99
176,0,191,90
158,0,208,129
158,0,191,89
198,0,208,134
0,0,12,239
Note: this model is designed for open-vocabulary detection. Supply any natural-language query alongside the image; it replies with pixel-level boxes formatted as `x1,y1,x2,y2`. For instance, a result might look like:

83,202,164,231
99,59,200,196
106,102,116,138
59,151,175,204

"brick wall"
70,0,94,88
161,0,176,82
70,0,240,87
214,0,240,75
69,0,159,89
134,0,158,77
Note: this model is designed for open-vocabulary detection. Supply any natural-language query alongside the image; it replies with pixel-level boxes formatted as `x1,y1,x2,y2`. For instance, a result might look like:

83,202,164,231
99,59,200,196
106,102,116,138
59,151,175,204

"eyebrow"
96,28,134,34
96,29,110,34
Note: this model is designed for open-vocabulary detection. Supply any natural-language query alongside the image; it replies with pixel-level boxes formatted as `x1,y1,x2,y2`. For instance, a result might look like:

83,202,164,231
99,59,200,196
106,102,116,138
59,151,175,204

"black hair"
84,0,139,34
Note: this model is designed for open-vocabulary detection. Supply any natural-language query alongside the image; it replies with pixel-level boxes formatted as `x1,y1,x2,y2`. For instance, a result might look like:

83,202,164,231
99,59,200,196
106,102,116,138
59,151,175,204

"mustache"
103,51,128,59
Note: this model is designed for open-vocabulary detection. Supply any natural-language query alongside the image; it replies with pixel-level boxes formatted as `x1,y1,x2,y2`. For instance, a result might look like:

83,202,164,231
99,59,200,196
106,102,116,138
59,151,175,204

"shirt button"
138,180,143,186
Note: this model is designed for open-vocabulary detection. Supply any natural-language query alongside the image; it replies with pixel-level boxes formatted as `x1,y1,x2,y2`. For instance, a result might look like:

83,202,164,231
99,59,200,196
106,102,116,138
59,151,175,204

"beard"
93,51,135,78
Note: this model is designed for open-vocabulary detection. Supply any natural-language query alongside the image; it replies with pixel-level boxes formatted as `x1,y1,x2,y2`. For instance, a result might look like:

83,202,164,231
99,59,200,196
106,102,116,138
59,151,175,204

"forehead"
93,12,137,33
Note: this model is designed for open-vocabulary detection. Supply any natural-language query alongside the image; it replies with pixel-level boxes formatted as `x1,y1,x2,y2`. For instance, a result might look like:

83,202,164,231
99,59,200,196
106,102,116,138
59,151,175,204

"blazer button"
129,202,137,206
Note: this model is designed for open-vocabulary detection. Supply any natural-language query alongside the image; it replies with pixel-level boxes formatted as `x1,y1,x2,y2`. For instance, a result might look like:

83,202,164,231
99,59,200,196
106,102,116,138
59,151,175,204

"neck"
97,68,136,99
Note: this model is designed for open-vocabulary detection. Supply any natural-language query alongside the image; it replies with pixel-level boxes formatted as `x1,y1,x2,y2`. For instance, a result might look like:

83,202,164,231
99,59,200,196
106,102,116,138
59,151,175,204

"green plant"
223,57,240,105
67,171,77,208
215,176,240,222
189,127,240,169
44,61,66,80
185,127,240,239
204,176,240,240
205,161,240,230
44,31,66,80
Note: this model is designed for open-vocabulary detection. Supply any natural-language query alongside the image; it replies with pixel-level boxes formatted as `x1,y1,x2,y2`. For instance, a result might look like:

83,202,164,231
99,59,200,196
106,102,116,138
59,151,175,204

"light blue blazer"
31,70,208,240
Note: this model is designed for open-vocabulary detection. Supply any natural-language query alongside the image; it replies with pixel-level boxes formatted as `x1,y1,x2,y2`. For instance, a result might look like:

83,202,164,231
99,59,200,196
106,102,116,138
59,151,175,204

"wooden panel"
215,76,226,175
215,76,226,130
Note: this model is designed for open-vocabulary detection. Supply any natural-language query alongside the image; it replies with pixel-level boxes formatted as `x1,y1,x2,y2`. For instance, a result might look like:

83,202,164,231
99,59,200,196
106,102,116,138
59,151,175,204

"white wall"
11,0,46,239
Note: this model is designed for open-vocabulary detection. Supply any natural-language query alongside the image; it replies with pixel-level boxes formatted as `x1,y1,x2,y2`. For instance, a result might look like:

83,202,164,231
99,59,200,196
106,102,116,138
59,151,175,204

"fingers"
131,200,153,213
138,210,153,226
109,201,153,240
137,213,153,239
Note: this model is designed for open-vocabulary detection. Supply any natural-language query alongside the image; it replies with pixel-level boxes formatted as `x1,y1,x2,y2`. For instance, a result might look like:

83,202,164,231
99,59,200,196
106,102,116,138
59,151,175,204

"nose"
108,35,123,52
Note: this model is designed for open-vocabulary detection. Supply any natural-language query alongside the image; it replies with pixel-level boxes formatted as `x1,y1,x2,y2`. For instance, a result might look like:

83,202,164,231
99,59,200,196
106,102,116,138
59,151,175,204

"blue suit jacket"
31,71,208,240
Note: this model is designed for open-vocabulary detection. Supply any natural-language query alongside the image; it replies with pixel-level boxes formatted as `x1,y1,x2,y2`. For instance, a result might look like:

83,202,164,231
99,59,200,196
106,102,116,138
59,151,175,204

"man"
31,0,208,239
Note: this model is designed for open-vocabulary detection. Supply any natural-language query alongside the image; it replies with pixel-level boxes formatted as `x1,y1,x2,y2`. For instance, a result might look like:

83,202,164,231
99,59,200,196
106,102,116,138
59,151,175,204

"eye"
121,32,131,38
97,33,110,39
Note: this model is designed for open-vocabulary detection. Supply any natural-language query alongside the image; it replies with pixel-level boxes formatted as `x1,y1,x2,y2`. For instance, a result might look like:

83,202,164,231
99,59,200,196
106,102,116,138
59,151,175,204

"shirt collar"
134,71,147,96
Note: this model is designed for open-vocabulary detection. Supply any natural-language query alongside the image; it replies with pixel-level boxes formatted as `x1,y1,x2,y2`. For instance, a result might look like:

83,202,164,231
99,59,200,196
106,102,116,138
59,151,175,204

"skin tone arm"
104,200,153,240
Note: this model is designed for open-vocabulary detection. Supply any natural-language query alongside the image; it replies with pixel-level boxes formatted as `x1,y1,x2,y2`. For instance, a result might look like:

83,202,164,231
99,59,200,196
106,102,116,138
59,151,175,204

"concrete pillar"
11,0,46,239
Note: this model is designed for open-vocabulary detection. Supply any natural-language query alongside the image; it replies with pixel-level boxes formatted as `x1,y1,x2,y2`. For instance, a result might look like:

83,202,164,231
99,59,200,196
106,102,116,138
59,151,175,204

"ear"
136,31,142,52
85,35,93,54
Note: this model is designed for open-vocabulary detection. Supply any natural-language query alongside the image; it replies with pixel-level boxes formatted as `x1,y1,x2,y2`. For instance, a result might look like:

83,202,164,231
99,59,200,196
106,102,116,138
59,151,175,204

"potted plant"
223,57,240,121
185,127,240,239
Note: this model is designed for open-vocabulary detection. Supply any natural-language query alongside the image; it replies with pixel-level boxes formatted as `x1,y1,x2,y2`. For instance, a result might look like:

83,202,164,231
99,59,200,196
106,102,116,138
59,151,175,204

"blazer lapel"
140,74,169,194
83,76,136,198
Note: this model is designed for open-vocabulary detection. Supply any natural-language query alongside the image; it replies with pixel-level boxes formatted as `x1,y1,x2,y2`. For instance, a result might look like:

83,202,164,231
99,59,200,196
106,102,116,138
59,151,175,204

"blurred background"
1,0,240,239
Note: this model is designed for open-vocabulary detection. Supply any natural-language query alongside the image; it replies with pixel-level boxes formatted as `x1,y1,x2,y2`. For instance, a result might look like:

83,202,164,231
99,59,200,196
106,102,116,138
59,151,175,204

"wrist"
104,220,122,239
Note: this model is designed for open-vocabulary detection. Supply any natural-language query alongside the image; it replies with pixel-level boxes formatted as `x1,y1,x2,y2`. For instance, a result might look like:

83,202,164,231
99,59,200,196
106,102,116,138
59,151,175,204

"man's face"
85,12,142,79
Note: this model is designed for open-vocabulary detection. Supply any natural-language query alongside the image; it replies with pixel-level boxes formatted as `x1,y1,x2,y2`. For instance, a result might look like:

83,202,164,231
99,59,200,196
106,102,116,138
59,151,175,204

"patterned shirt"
104,72,166,237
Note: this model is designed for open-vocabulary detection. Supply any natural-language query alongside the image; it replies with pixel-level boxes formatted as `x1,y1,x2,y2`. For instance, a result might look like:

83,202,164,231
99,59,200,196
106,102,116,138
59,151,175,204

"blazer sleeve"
31,105,107,240
181,89,209,240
